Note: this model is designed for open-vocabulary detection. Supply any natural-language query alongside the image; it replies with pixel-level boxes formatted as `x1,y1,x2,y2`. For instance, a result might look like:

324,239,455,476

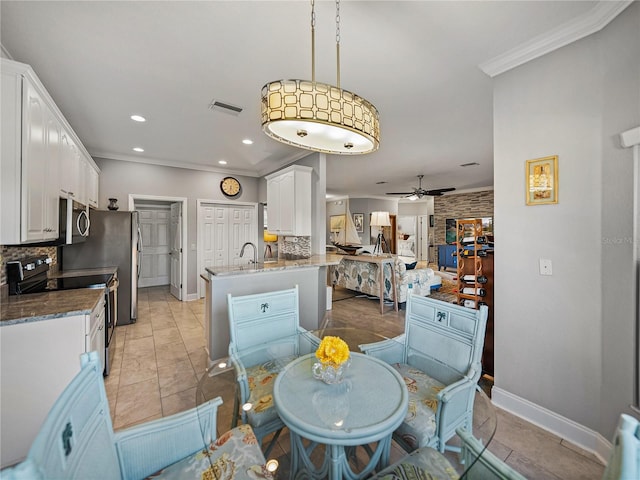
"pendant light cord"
336,0,341,88
311,0,316,84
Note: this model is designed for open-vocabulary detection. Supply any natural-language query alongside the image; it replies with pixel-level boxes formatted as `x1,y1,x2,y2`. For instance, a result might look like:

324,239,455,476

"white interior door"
213,207,229,267
170,202,182,300
197,202,259,298
229,207,255,265
200,205,216,297
417,215,429,262
138,206,171,287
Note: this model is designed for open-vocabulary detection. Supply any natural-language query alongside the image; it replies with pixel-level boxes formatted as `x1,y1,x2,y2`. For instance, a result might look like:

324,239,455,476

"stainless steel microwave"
58,197,90,244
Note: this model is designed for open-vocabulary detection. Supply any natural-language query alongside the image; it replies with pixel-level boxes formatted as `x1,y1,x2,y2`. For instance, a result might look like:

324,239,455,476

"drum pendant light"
261,0,380,155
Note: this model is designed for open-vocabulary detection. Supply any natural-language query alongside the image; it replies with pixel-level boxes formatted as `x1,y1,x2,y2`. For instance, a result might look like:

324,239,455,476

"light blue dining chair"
227,285,313,457
457,428,527,480
1,351,271,480
361,294,488,454
602,413,640,480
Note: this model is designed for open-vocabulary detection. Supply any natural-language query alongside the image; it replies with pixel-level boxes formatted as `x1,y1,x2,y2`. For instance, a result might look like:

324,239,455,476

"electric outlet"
539,258,553,275
191,243,196,251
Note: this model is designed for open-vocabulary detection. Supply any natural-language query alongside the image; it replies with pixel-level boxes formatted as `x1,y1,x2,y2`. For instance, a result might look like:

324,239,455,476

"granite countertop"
206,254,343,277
49,266,118,279
0,289,104,327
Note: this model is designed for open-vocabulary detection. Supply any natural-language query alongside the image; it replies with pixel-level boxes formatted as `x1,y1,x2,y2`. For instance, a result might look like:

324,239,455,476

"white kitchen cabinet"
0,293,106,468
59,129,80,200
86,162,100,208
87,294,106,369
265,165,312,236
0,72,61,243
0,58,99,244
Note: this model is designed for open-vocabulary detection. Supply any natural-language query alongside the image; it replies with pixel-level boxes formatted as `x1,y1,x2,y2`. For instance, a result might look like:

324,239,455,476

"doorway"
137,203,171,288
128,195,187,301
417,215,429,262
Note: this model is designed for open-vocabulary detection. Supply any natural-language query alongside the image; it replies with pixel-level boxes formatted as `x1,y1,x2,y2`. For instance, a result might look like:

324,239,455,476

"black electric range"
6,256,118,376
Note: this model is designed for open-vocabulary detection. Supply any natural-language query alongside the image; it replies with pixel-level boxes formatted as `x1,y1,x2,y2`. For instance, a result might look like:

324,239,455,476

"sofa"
331,255,441,304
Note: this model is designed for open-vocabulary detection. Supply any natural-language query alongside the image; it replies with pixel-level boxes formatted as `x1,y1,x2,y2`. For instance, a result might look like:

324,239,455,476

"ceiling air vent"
460,162,480,167
208,100,243,115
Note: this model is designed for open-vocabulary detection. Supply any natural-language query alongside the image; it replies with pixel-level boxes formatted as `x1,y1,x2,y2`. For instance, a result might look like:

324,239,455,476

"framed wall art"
330,215,345,233
353,213,364,233
526,155,558,205
445,218,457,244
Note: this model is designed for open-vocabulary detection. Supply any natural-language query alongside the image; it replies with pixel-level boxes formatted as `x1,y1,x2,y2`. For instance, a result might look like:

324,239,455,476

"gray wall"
95,158,260,297
295,153,326,255
493,2,639,440
98,153,327,296
347,198,398,245
326,198,399,245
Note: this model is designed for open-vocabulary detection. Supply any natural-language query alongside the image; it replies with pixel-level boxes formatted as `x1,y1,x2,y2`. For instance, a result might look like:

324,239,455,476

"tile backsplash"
279,236,311,260
0,245,58,286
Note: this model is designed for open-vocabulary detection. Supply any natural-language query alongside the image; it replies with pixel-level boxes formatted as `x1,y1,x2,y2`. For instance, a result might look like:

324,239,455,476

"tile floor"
105,285,606,479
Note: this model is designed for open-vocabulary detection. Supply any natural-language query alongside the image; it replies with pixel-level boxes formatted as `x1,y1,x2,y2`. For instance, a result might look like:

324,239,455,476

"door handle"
77,209,90,236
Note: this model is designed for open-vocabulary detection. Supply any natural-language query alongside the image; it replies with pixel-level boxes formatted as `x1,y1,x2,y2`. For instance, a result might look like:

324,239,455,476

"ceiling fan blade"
424,187,456,196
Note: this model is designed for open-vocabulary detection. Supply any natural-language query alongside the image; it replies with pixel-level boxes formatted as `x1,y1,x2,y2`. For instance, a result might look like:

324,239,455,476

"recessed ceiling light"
218,160,227,165
242,139,253,145
133,147,144,152
130,115,146,122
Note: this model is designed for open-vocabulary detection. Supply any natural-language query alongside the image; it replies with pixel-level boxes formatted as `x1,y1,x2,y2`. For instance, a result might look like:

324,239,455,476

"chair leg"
231,393,240,428
262,427,283,459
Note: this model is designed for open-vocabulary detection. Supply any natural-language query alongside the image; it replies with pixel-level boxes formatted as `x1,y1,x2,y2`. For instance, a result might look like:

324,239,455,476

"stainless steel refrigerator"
62,210,141,325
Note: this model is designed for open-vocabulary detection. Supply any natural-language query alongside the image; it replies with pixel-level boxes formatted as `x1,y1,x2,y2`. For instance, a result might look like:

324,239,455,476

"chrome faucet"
240,242,258,264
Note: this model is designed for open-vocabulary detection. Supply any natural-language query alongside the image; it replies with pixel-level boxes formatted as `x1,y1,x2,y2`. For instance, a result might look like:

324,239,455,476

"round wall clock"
220,176,241,197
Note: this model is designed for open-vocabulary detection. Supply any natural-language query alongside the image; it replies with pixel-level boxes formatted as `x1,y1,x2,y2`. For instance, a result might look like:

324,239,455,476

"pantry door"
169,202,182,300
138,205,171,288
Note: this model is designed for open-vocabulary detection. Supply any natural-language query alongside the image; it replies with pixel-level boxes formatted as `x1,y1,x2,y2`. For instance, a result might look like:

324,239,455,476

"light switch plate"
539,258,553,275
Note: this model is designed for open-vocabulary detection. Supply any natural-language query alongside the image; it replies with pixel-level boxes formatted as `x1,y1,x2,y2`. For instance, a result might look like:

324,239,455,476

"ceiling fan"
386,175,456,199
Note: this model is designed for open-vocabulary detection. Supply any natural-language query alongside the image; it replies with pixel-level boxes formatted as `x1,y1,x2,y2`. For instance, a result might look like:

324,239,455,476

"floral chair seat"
392,363,446,451
243,356,297,428
371,445,459,480
148,424,273,479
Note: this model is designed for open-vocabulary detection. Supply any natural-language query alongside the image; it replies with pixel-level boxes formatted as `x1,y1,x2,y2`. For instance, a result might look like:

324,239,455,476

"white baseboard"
492,386,611,465
185,293,199,301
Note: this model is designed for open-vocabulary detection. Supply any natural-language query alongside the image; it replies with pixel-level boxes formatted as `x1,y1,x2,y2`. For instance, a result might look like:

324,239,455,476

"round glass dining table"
196,327,497,479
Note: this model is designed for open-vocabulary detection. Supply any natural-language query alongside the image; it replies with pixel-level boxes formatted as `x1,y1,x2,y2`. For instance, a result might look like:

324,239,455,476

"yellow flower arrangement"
316,336,350,366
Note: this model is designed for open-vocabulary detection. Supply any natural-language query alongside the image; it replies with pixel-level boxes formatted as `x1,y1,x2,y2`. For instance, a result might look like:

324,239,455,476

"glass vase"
312,358,351,384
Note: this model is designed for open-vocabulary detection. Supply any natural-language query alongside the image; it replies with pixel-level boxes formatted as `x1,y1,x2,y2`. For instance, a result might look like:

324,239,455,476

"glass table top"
195,327,497,479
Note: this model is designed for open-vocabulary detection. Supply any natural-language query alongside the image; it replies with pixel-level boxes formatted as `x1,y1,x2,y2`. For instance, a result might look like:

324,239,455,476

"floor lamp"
371,211,391,255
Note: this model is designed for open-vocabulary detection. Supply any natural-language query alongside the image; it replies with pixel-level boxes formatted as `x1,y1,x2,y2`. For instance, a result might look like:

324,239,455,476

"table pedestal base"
289,432,393,480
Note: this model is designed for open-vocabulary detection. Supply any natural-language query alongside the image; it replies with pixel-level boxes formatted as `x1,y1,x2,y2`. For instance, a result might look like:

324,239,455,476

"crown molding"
479,0,633,78
91,151,261,177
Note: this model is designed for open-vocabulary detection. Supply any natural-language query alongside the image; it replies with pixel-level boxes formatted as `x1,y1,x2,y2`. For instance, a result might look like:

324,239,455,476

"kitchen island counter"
204,254,342,362
205,254,341,277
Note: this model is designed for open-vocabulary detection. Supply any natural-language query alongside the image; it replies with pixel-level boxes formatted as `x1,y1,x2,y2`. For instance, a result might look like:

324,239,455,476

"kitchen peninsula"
205,254,342,362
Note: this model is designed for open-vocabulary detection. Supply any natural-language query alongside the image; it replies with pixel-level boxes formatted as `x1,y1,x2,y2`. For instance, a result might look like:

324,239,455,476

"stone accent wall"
279,236,311,260
433,190,494,264
0,245,59,286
